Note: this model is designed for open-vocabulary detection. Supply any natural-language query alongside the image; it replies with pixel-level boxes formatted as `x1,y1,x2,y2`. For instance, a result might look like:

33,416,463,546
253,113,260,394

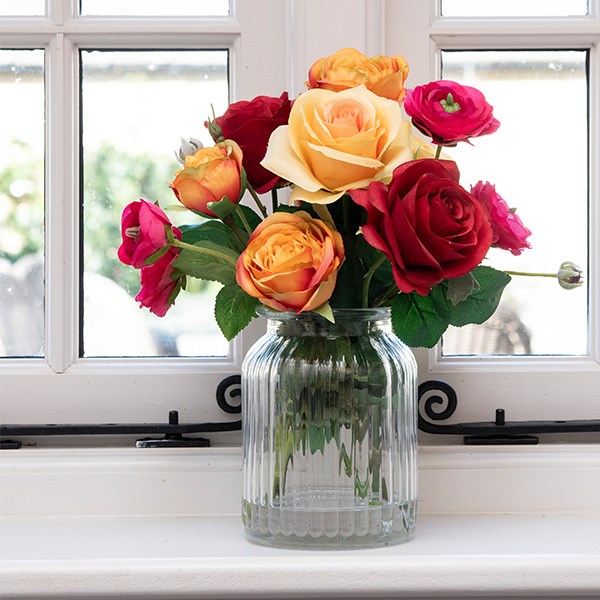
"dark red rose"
350,159,493,296
214,92,292,193
403,80,500,146
135,248,183,317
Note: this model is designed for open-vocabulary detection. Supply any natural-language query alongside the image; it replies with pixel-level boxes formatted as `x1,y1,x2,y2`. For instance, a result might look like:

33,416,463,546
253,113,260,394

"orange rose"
170,140,243,217
236,211,344,313
306,48,409,101
261,86,412,204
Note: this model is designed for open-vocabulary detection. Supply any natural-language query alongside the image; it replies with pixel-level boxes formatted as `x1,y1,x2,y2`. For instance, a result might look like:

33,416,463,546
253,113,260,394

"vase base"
242,499,417,550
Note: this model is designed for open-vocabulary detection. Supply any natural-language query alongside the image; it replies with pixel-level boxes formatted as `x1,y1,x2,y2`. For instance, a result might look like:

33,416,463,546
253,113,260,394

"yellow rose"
170,140,243,217
306,48,409,101
261,86,412,204
236,211,344,313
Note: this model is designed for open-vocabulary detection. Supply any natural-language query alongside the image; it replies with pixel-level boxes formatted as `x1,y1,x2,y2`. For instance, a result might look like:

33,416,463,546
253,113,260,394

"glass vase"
241,307,417,550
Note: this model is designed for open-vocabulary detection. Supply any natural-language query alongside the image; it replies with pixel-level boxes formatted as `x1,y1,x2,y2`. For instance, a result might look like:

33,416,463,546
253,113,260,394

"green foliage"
391,266,512,347
214,283,259,341
173,240,239,286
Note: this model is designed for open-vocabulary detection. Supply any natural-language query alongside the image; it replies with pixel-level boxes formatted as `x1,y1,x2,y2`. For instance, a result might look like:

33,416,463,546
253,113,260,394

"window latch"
0,375,242,449
418,380,600,445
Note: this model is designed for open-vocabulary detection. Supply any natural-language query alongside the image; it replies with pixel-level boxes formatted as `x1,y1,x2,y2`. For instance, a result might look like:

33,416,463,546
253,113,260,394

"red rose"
350,159,493,295
135,248,183,317
403,80,500,146
118,198,181,269
471,181,531,256
214,92,292,193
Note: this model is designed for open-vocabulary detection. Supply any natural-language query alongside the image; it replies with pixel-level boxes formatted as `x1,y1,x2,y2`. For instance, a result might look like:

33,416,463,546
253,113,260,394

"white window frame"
385,0,600,429
1,0,599,438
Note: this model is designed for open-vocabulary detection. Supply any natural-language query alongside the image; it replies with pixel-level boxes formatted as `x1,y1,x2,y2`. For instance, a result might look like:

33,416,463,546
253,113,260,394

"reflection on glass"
441,0,588,17
0,50,45,358
80,0,229,16
0,1,45,15
81,50,229,357
440,51,588,356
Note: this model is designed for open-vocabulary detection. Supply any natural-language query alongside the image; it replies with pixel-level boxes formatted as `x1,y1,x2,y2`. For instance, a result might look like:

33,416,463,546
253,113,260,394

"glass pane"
0,50,45,358
440,51,588,356
0,1,45,15
81,50,229,357
80,0,229,16
441,0,588,17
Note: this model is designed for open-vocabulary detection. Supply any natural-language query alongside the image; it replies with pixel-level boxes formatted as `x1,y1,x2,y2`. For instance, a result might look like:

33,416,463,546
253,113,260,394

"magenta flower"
471,181,531,255
403,80,500,146
135,248,183,317
118,199,181,269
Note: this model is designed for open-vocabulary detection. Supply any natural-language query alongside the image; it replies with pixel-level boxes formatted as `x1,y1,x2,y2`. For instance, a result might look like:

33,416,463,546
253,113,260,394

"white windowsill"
2,445,600,599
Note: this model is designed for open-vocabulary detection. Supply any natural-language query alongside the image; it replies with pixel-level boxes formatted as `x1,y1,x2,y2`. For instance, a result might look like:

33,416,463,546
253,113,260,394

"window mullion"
45,32,79,373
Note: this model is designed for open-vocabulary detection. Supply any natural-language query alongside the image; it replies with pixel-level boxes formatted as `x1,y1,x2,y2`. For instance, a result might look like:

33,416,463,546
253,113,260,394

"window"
2,0,598,439
0,0,287,429
384,0,599,427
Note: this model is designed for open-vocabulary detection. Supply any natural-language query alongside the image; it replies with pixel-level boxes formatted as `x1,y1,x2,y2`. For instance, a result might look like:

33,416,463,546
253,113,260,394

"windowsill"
2,445,600,599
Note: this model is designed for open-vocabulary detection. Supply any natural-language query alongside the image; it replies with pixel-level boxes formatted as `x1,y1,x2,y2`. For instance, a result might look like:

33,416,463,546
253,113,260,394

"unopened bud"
557,261,584,290
175,137,203,165
205,118,224,143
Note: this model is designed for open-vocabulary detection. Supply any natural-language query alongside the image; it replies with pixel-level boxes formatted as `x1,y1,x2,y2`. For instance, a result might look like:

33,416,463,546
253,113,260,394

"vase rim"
256,306,391,321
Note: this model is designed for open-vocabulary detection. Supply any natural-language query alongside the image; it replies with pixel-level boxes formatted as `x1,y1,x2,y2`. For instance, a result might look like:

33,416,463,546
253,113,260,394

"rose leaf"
446,272,480,306
172,240,239,286
214,283,259,341
391,292,450,348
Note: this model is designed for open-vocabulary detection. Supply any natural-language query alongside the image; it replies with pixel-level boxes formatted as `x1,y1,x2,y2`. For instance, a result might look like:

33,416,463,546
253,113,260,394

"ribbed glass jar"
241,307,417,550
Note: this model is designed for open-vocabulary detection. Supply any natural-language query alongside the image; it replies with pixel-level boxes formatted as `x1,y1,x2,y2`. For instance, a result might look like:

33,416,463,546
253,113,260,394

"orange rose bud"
236,211,344,314
306,48,409,101
170,139,243,217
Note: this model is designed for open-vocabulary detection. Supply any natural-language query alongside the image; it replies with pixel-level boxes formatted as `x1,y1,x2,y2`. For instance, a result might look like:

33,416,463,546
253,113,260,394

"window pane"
0,1,45,16
81,50,229,357
0,50,45,358
441,0,588,17
80,0,229,16
440,50,588,356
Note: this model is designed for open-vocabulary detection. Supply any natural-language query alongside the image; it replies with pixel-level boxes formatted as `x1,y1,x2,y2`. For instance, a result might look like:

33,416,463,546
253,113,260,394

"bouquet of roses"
118,48,581,348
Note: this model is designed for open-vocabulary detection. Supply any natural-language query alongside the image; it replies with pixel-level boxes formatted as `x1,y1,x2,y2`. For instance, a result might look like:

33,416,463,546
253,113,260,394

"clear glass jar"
241,307,417,549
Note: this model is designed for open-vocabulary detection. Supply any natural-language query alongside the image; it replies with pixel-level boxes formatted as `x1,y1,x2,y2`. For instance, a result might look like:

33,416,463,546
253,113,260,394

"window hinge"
0,375,242,449
418,380,600,445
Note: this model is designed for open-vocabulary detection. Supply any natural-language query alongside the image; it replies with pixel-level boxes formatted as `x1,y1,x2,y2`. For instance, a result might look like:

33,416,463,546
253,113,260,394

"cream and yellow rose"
236,211,344,313
261,86,412,204
306,48,409,101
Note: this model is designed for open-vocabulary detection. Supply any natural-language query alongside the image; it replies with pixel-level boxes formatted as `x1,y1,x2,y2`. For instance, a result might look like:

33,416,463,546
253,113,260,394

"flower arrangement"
118,48,581,348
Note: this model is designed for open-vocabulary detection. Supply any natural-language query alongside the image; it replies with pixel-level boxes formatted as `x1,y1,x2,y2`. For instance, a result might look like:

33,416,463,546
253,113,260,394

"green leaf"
233,204,262,232
179,220,235,248
207,196,238,220
391,292,449,348
447,266,511,327
172,240,239,285
312,302,334,323
214,283,259,341
446,272,480,306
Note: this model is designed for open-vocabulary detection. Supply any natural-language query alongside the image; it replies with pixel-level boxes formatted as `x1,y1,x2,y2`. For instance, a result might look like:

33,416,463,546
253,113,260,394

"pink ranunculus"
135,248,183,317
403,80,500,146
350,159,493,296
471,181,532,256
118,199,181,269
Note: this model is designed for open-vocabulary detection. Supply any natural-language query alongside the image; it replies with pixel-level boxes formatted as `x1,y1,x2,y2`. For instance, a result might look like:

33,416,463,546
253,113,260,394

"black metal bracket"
0,375,242,449
418,380,600,445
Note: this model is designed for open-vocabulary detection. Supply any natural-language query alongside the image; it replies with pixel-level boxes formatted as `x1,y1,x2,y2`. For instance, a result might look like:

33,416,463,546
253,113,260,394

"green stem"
504,270,556,278
362,253,387,308
342,194,351,234
435,145,443,159
233,206,253,237
223,213,248,251
271,188,279,212
171,238,237,266
246,183,269,218
373,283,399,308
